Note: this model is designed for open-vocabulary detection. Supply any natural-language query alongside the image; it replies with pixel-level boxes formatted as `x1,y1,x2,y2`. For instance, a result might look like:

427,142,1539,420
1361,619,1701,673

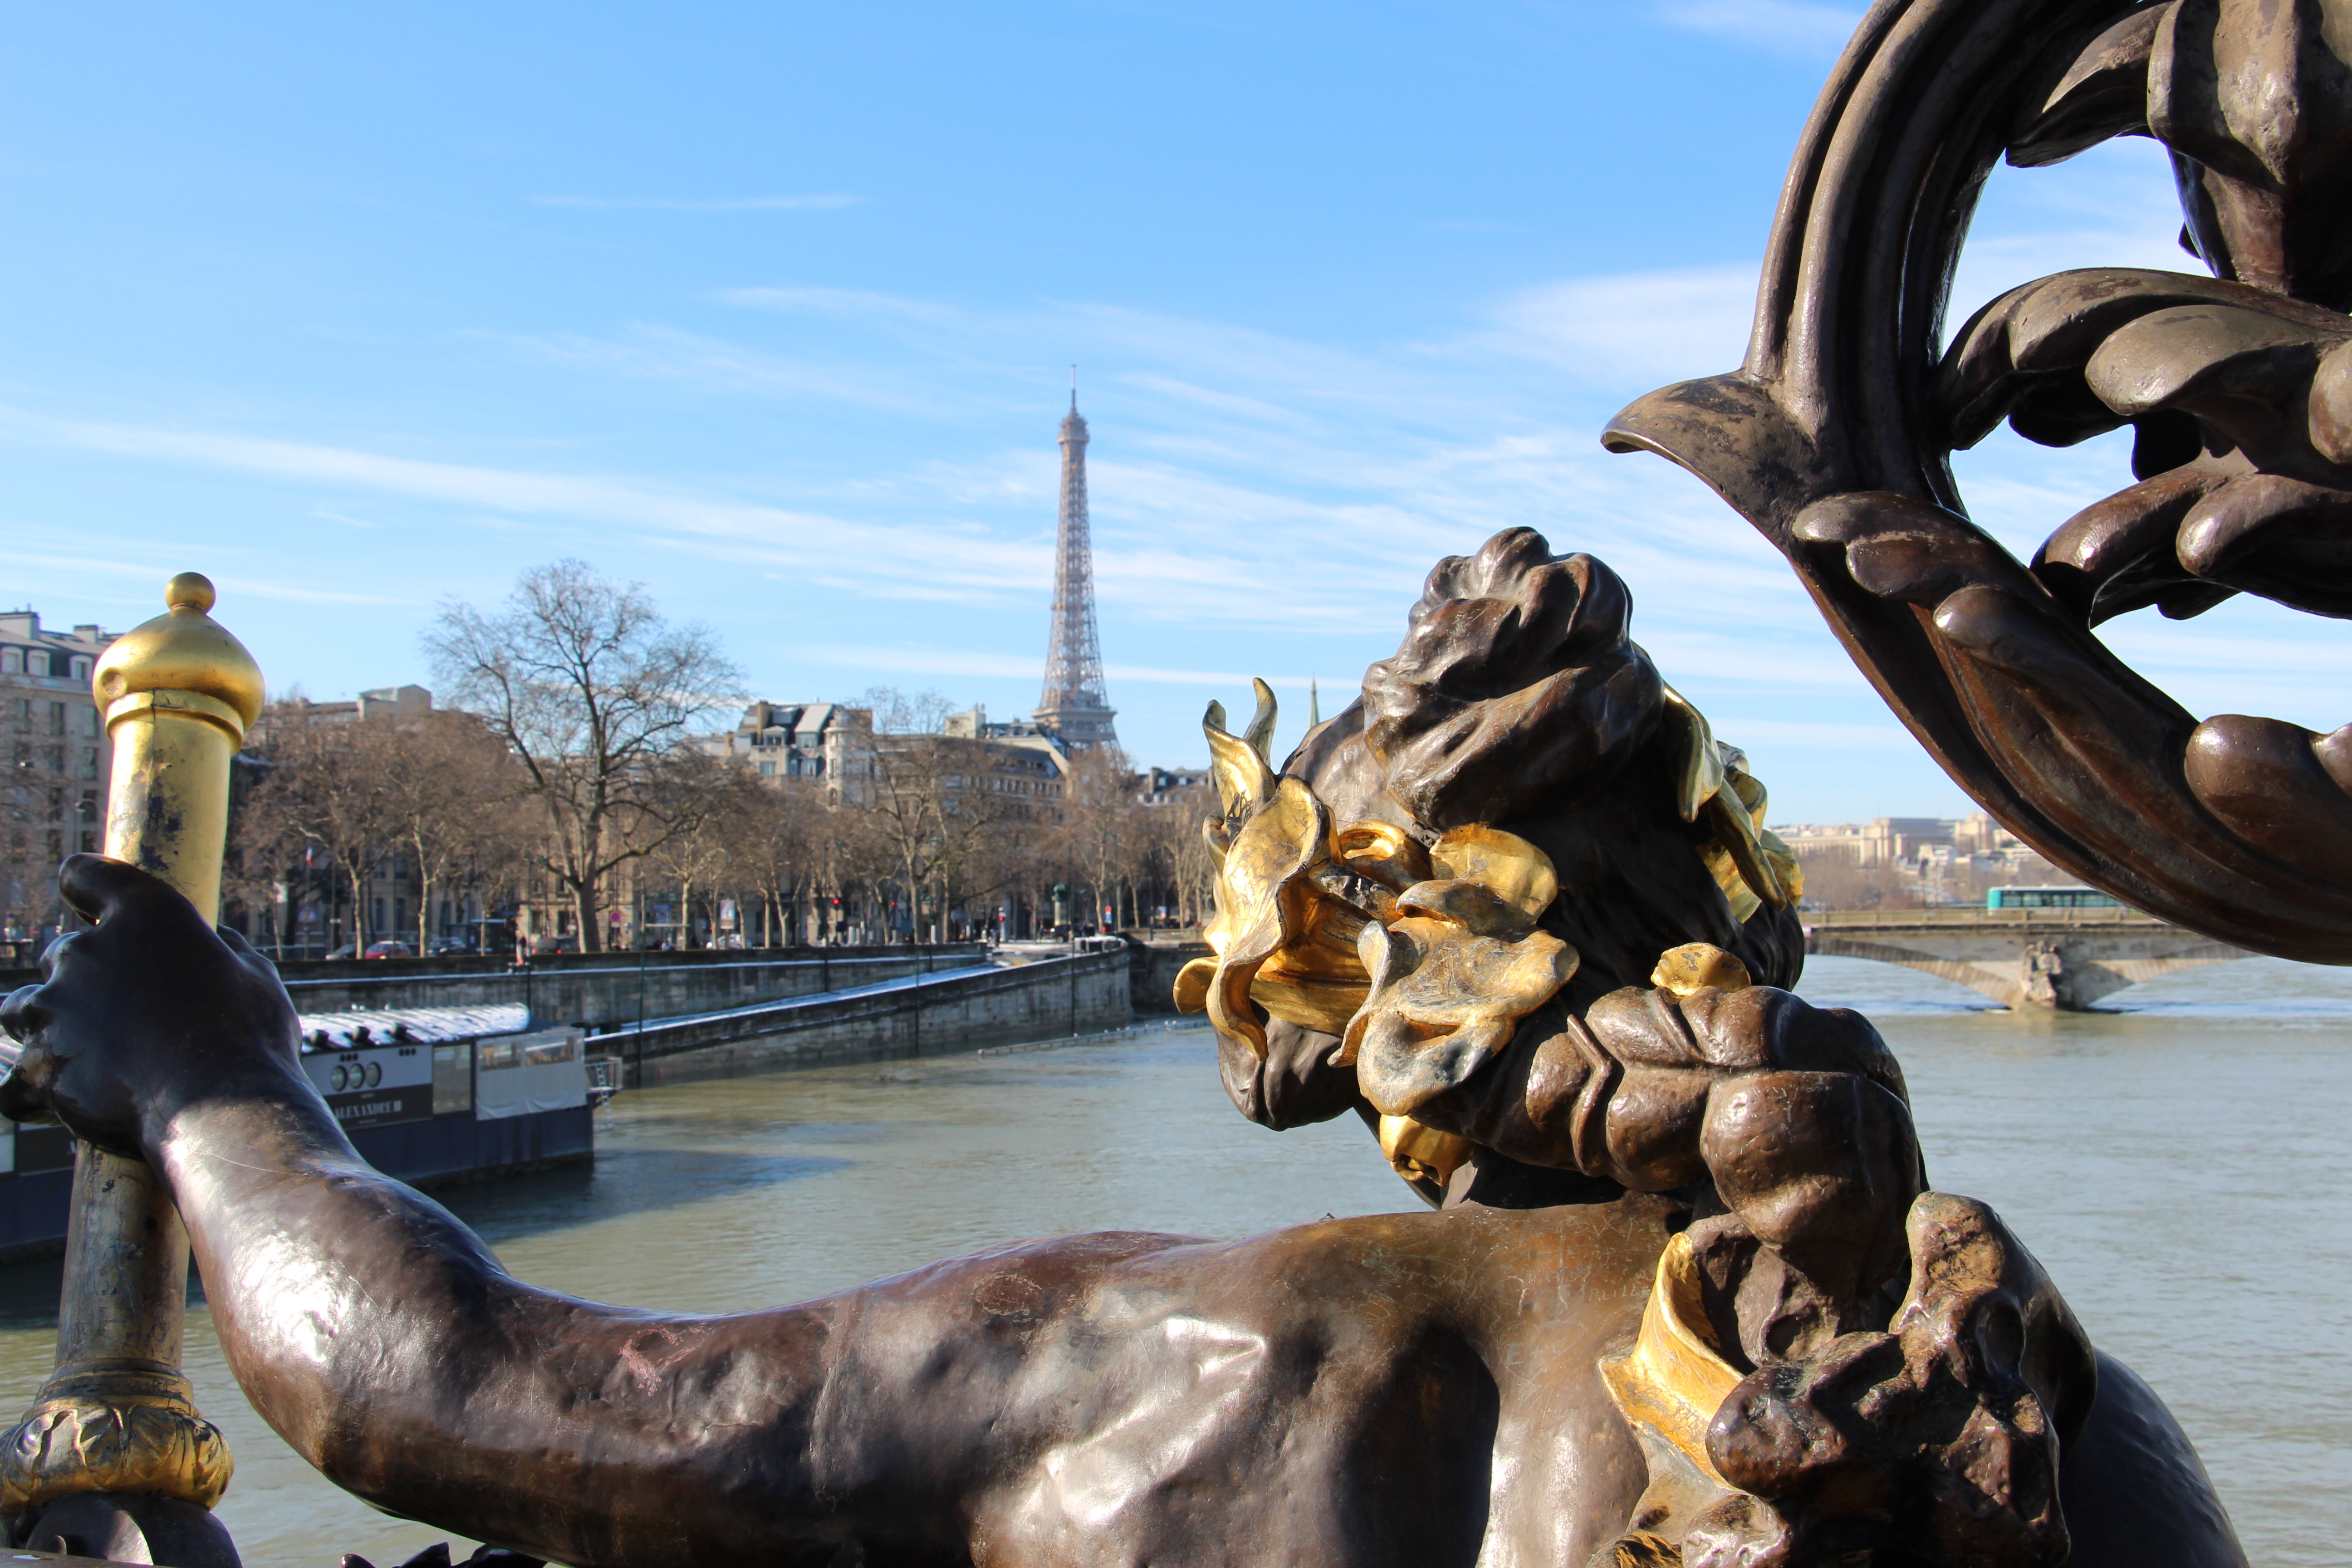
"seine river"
0,956,2343,1567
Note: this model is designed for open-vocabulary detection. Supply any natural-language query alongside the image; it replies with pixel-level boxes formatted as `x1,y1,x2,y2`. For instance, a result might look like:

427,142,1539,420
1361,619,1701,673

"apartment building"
0,611,118,954
700,701,880,802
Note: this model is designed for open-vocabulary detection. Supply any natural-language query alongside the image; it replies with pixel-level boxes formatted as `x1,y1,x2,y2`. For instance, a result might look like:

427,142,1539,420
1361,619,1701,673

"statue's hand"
0,855,302,1157
1687,1194,2096,1568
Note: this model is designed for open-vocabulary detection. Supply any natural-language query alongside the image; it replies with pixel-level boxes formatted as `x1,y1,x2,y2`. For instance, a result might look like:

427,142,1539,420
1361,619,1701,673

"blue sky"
5,0,2345,820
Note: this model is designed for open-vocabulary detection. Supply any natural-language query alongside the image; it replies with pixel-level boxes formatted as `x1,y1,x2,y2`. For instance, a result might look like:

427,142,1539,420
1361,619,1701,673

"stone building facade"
0,611,118,956
700,701,879,802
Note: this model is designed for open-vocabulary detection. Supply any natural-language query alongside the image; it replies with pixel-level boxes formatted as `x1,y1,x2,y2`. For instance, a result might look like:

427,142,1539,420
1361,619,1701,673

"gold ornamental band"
0,1367,234,1513
101,687,249,743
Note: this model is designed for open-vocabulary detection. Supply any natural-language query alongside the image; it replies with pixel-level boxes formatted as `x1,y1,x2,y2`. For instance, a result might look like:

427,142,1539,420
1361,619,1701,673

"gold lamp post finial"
91,572,265,744
166,571,215,614
0,567,252,1532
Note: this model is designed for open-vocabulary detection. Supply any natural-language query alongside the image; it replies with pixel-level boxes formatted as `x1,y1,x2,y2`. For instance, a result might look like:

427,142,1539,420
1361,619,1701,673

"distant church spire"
1034,383,1118,750
1308,679,1321,730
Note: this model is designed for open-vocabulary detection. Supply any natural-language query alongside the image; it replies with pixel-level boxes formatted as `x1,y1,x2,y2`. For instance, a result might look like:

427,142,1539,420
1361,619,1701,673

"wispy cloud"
0,546,412,606
0,408,1049,603
714,286,956,322
11,156,2272,804
1483,265,1758,386
491,323,939,412
1702,718,1920,751
1656,0,1862,55
529,194,864,212
798,643,1328,692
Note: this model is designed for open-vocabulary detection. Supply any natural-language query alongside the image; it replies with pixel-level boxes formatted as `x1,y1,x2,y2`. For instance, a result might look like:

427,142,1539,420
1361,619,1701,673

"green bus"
1985,885,2122,911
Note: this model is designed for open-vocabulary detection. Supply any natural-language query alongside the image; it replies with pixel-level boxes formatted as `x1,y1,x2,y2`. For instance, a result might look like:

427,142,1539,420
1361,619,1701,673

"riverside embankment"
592,949,1134,1084
0,941,1171,1084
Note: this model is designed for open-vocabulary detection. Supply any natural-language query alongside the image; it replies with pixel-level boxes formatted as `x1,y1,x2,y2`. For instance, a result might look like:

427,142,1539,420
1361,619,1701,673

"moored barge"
0,1003,593,1262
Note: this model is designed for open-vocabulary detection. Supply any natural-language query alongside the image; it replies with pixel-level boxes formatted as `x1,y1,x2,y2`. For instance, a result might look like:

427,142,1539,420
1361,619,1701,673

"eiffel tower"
1033,387,1118,750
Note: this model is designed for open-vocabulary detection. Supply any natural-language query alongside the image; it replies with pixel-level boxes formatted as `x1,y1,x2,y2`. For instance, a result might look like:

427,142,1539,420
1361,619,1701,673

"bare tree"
381,710,530,955
930,746,1038,939
638,763,767,948
861,686,952,736
426,561,740,953
725,777,823,946
1167,783,1220,926
1056,745,1140,933
1794,858,1920,912
1133,782,1215,928
0,695,86,956
236,712,404,952
862,737,952,943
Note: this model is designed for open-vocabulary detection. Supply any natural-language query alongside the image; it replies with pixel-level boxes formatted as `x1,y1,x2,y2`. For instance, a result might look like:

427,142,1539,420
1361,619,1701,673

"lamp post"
0,573,252,1565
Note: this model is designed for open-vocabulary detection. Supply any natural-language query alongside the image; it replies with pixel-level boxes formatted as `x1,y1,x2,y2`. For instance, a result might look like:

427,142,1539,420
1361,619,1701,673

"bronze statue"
7,0,2336,1558
1605,0,2352,962
0,527,2247,1567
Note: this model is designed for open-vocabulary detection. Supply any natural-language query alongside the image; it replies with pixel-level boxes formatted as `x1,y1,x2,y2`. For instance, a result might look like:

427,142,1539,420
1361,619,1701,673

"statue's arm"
0,858,1105,1564
162,1088,860,1562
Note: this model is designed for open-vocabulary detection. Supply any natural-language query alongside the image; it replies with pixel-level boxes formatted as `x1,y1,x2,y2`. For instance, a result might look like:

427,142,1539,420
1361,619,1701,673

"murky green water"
0,956,2342,1566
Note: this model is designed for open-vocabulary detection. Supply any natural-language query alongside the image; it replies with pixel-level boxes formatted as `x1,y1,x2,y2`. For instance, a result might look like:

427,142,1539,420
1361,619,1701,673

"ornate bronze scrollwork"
1606,0,2352,962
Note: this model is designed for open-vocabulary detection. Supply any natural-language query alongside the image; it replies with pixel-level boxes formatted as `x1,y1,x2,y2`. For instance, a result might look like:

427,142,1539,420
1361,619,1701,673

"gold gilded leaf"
1340,913,1578,1115
1198,777,1379,1053
1250,898,1373,1034
1428,825,1558,921
1378,1113,1472,1186
1700,834,1763,923
1204,777,1325,1056
1334,819,1433,892
1250,965,1371,1034
1657,686,1798,917
1172,956,1215,1014
1698,778,1790,915
1203,702,1276,820
1240,676,1278,763
1764,829,1804,902
1651,942,1753,996
1660,684,1726,823
1393,878,1533,938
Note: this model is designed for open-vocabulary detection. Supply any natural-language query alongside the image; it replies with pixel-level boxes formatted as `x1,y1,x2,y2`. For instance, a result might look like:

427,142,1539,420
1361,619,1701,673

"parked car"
325,944,358,960
529,935,580,956
361,940,416,960
428,937,473,956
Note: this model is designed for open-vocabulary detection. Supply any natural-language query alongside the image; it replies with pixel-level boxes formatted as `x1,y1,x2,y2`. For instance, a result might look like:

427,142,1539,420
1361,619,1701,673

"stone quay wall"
598,951,1134,1086
1126,938,1213,1015
22,945,986,1035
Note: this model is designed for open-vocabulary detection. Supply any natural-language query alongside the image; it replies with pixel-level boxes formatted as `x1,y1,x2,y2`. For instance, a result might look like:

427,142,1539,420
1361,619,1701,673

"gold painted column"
0,573,258,1520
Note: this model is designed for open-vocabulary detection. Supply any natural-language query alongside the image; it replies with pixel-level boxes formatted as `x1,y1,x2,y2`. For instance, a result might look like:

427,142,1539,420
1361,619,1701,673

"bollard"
0,573,256,1565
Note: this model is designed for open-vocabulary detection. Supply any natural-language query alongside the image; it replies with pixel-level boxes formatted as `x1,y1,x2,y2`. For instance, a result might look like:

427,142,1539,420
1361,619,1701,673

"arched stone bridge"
1803,910,2251,1010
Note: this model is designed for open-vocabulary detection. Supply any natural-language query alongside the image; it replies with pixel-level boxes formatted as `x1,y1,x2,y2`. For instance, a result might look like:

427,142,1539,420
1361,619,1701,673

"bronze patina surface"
0,528,2247,1567
1605,0,2352,963
8,0,2334,1557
